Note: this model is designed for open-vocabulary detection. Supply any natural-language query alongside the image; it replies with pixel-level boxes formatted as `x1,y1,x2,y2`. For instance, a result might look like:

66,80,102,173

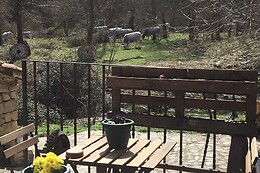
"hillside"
0,33,259,71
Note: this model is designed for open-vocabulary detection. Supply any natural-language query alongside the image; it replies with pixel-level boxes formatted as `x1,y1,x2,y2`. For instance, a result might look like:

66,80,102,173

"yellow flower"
32,152,64,173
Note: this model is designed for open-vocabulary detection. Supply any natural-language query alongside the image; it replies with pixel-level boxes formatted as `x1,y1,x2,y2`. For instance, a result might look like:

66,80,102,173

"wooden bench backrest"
0,123,39,159
107,66,258,137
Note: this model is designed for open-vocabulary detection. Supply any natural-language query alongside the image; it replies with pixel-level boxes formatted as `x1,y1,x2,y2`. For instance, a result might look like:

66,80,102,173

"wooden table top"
59,135,176,172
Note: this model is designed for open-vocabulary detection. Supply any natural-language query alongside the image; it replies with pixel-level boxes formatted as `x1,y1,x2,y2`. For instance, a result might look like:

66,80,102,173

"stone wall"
0,81,19,136
0,61,22,166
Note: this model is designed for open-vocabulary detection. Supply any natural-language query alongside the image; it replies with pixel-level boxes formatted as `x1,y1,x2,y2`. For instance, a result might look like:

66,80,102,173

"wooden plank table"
59,135,177,173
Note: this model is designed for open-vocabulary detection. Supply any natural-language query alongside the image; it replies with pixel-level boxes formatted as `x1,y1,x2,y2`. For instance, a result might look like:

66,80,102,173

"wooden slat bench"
0,123,39,173
106,66,258,173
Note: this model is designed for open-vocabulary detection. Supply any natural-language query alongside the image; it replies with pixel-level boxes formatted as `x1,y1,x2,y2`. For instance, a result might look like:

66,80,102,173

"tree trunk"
63,21,69,36
188,12,195,41
86,0,94,44
127,9,135,30
151,0,157,20
0,23,3,46
16,0,23,43
161,10,167,39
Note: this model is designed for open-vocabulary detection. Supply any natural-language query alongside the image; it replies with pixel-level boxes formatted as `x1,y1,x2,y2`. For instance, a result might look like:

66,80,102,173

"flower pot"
102,118,134,149
20,165,70,173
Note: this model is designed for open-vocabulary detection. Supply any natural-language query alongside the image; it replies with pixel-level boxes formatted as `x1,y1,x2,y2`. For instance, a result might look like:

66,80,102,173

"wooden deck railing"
107,66,258,173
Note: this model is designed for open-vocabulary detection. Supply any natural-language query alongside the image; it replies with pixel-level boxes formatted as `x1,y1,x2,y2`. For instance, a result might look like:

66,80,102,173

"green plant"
33,152,64,173
106,115,128,124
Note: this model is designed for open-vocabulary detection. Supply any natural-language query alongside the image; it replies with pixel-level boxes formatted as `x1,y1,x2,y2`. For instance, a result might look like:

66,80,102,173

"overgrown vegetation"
2,33,259,70
4,32,260,137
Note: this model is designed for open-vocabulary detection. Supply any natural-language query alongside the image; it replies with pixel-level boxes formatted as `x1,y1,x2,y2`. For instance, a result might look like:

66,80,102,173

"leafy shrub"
31,63,103,120
66,32,86,47
17,92,61,125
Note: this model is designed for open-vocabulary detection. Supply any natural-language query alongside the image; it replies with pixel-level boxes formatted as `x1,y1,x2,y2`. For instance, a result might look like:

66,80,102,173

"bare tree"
0,11,3,46
15,0,23,43
87,0,94,44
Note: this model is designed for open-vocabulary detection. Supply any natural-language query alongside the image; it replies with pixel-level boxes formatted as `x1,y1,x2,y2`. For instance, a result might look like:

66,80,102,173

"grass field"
1,32,259,71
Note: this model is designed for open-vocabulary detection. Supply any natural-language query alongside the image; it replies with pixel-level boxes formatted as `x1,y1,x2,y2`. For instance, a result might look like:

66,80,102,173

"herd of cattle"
93,25,164,49
1,25,165,50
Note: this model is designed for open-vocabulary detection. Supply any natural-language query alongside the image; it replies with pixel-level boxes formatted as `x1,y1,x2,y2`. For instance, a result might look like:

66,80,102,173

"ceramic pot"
20,164,70,173
102,118,134,149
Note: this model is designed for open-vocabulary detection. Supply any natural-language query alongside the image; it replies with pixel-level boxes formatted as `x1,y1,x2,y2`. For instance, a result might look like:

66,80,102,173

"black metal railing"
21,60,117,146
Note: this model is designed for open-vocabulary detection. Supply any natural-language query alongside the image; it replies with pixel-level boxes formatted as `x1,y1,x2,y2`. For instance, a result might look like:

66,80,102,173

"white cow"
2,31,13,42
123,31,142,50
23,31,33,39
94,25,108,32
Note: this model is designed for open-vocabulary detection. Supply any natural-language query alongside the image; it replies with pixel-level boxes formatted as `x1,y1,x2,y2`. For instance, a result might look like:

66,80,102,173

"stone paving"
1,130,259,173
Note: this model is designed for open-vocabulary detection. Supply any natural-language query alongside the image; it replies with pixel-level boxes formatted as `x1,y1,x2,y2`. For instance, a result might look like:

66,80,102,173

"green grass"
36,121,103,137
22,33,197,66
28,38,78,61
95,33,191,65
35,121,166,137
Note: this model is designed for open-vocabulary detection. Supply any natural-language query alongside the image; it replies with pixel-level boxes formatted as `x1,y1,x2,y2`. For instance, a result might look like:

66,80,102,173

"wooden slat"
81,136,105,150
122,114,256,136
246,145,252,173
63,136,107,162
227,136,248,173
142,141,177,169
112,66,258,81
257,101,260,115
122,94,247,111
127,139,163,168
121,94,176,107
107,77,256,95
251,137,258,165
246,94,257,123
187,69,258,81
83,145,111,163
112,139,150,166
185,98,246,111
97,139,138,165
4,136,39,158
112,88,121,113
0,124,35,145
175,91,185,117
78,137,108,161
59,135,103,159
112,66,187,79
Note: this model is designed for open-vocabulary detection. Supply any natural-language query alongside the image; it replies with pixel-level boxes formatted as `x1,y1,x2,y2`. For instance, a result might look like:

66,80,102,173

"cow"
108,27,132,41
142,26,161,40
116,28,132,38
108,27,122,39
94,25,108,32
23,31,33,39
2,31,13,42
123,31,142,50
